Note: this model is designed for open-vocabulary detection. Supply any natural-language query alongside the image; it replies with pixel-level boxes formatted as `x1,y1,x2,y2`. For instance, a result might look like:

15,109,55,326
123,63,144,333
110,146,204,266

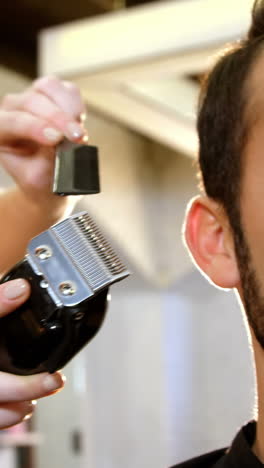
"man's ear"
183,196,240,289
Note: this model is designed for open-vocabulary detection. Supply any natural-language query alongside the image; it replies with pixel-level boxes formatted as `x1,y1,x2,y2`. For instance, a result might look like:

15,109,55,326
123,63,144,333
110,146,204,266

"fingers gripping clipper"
0,212,129,375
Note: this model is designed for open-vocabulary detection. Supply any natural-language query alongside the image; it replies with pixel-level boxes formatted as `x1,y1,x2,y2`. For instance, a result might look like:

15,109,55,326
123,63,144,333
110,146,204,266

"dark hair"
198,0,264,348
197,0,264,226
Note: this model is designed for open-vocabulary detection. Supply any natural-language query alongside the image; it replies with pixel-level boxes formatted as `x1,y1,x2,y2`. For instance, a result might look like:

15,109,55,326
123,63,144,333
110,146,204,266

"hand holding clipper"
0,212,129,376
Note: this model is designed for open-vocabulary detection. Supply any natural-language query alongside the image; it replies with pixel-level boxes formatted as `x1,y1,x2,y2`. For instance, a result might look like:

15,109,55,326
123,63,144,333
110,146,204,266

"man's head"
184,0,264,347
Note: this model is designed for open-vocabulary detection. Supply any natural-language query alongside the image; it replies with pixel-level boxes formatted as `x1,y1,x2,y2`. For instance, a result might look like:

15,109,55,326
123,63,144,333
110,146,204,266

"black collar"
215,421,263,467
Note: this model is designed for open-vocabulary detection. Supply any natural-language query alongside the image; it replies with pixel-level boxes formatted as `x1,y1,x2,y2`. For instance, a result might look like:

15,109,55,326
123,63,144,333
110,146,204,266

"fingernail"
23,413,33,422
43,372,65,392
67,122,84,140
82,134,89,143
43,127,62,142
80,112,87,123
63,80,73,89
3,279,28,300
23,400,37,421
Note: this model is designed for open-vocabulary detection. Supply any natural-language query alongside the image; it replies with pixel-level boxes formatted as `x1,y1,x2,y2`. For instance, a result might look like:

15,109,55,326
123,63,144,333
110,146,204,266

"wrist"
17,189,80,226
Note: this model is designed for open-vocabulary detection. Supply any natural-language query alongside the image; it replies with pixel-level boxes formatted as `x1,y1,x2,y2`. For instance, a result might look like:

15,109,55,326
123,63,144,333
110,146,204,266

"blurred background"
0,0,257,467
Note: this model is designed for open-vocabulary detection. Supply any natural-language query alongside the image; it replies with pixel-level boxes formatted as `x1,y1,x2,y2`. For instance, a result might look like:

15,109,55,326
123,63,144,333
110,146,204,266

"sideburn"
231,205,264,349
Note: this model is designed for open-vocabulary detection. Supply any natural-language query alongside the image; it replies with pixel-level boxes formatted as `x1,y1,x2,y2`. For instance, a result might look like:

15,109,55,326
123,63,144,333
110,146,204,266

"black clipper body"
0,212,129,375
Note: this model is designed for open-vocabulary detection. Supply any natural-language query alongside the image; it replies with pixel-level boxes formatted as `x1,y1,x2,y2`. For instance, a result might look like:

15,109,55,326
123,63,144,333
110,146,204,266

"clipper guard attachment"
0,212,129,375
53,140,100,195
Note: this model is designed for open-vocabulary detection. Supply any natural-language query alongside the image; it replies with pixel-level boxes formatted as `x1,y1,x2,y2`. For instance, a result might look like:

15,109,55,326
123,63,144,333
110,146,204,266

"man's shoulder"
170,448,227,468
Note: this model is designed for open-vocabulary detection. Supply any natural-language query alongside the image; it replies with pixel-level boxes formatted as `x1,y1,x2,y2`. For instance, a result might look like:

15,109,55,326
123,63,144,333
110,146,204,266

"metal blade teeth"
75,214,125,275
51,213,127,291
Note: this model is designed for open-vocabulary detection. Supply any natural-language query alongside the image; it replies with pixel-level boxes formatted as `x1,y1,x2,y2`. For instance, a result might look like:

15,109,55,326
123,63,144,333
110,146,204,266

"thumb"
0,279,30,317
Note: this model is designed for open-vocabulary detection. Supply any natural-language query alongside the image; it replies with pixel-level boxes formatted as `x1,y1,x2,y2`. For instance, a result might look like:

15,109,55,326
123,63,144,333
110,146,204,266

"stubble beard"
232,213,264,349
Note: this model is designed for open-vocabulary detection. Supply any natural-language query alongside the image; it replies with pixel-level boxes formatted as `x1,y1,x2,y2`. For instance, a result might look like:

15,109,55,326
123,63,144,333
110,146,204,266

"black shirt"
171,421,263,467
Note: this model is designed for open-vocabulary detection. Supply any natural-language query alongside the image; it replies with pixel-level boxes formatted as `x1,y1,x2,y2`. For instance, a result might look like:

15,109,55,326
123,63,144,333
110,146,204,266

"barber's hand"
0,278,65,429
0,76,87,205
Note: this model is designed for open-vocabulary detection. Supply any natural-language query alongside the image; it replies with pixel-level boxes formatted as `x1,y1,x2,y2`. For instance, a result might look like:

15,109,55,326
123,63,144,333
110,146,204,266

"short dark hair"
197,0,264,226
198,1,264,348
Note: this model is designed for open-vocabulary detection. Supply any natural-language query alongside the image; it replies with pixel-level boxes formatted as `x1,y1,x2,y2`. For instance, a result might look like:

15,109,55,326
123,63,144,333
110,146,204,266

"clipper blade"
54,212,128,289
27,211,129,307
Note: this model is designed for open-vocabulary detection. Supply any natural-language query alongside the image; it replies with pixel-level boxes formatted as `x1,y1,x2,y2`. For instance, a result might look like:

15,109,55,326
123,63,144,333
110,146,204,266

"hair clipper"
0,212,129,375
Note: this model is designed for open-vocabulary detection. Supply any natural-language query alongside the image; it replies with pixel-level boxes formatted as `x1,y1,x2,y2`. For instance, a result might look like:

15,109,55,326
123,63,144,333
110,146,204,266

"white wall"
164,271,254,466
